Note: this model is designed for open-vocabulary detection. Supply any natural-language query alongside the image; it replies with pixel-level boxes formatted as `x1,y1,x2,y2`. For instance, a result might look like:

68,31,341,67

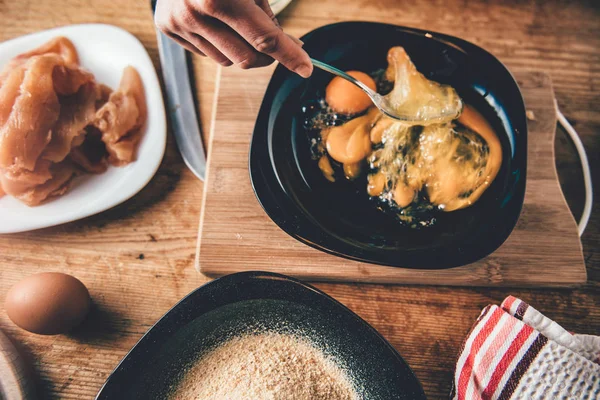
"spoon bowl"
311,57,459,123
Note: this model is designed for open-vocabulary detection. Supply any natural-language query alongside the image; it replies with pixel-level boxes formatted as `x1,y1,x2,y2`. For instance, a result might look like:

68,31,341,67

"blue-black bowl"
96,272,426,399
250,21,527,269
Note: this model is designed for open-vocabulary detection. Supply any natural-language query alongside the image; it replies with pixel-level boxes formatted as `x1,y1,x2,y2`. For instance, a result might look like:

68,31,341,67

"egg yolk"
325,71,376,114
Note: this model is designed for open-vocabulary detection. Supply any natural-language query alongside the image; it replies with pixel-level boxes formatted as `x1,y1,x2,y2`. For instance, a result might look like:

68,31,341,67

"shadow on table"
68,301,133,343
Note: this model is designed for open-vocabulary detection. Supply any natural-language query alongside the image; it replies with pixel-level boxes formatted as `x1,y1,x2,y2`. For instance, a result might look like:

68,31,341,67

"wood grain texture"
0,329,35,400
198,53,585,286
0,1,598,399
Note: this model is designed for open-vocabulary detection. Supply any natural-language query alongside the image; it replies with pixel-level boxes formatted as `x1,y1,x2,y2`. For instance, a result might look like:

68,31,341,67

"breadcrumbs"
170,332,358,400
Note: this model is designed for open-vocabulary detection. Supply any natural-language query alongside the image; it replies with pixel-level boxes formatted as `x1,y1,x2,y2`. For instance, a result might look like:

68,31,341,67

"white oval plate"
0,24,166,234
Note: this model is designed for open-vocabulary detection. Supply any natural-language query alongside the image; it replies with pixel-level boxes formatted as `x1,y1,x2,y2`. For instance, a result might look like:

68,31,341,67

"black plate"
250,22,527,269
95,271,425,399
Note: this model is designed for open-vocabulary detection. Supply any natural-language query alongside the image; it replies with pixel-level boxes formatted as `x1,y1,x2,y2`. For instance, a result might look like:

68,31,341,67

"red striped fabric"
499,334,548,400
501,296,517,313
481,324,534,399
457,307,504,400
473,316,518,393
453,297,600,399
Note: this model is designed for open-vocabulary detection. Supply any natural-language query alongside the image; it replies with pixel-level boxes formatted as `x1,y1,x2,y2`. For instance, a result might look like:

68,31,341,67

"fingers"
155,0,228,64
154,0,312,77
163,32,206,57
184,33,233,66
193,16,274,69
212,1,313,77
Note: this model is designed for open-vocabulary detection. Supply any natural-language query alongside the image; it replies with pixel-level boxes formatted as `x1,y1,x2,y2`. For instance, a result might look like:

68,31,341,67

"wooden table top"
0,1,598,399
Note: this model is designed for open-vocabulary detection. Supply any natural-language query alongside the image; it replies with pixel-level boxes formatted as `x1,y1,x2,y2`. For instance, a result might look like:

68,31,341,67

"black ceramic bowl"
250,21,527,269
96,272,425,399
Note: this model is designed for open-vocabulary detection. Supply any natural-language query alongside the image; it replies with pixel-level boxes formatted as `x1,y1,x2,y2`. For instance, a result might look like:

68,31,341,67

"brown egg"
5,273,91,335
325,71,377,114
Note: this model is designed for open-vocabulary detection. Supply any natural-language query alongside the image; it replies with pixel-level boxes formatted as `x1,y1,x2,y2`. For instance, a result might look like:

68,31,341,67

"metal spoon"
311,58,455,123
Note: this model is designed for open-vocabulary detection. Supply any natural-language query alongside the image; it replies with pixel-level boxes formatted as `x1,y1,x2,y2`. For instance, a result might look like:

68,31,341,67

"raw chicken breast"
0,36,78,86
42,81,98,162
0,37,146,207
0,55,62,171
69,126,109,174
10,161,78,206
95,66,147,166
0,159,53,197
0,66,26,127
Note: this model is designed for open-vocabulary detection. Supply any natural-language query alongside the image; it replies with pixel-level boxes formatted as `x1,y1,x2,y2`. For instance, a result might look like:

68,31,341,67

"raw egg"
5,272,91,335
325,71,376,114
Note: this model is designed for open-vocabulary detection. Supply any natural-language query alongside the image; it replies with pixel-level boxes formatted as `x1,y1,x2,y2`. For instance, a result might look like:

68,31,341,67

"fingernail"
295,63,313,78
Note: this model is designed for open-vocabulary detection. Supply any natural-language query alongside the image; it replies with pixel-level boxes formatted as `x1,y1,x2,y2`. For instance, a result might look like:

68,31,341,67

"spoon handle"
310,58,377,96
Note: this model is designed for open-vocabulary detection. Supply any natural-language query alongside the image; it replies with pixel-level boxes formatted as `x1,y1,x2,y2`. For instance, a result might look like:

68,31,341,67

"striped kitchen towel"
451,296,600,399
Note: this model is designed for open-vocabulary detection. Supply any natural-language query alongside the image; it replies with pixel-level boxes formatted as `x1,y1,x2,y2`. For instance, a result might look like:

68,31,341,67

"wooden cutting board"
196,66,586,287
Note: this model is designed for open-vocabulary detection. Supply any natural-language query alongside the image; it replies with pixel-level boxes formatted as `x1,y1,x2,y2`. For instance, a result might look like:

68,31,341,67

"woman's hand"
154,0,313,77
